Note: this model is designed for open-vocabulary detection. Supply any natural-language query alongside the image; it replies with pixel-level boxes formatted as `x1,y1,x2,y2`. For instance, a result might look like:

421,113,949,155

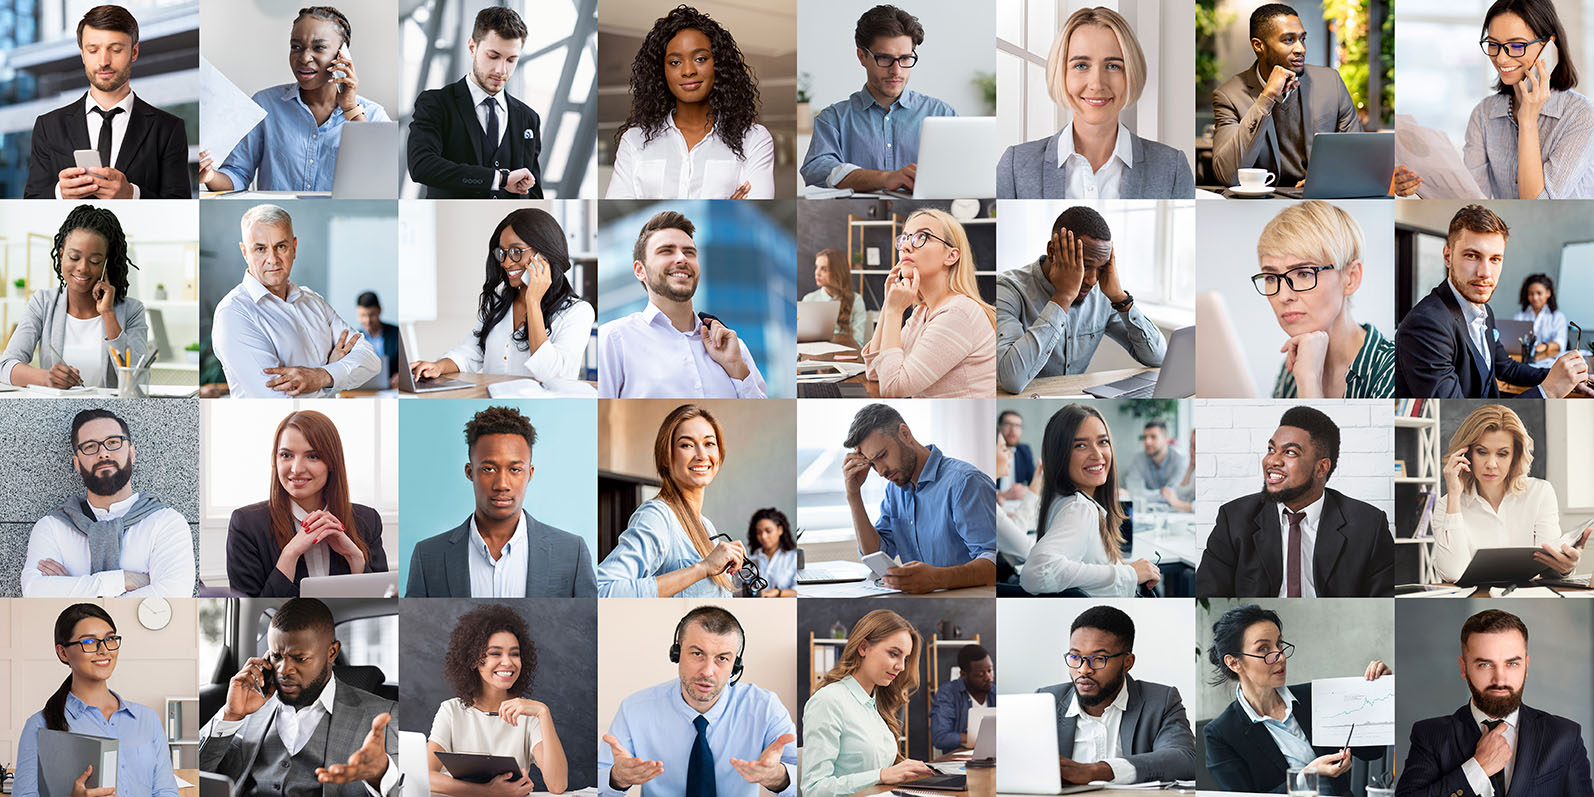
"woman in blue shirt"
745,507,797,597
596,404,749,598
15,603,179,797
197,6,389,192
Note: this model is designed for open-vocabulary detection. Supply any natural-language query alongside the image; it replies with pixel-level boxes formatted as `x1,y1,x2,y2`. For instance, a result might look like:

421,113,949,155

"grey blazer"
1210,63,1362,186
198,676,399,797
997,132,1194,199
0,287,147,387
1036,676,1197,782
405,510,597,597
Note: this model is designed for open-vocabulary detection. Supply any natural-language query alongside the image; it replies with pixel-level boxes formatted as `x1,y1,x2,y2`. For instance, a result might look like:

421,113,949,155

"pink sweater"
863,294,996,397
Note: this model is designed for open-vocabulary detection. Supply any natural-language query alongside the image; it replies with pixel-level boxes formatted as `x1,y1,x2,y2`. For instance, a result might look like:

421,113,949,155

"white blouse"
439,300,594,383
1019,492,1137,596
429,697,545,773
62,314,109,387
606,115,775,199
1432,477,1562,582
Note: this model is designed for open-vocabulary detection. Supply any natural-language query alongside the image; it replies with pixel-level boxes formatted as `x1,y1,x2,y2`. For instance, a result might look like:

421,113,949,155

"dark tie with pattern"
1483,719,1507,796
1285,510,1305,597
481,98,499,167
687,715,714,797
91,106,124,170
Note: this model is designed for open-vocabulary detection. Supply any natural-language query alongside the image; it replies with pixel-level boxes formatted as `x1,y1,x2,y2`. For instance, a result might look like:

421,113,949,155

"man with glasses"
799,4,957,192
1394,204,1591,398
21,408,195,597
996,206,1166,394
1036,606,1195,786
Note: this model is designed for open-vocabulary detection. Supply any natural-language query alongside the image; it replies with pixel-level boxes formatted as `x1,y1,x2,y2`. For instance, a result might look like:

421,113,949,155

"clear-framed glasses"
1251,264,1337,296
896,230,954,251
864,47,918,68
1238,640,1295,665
492,246,534,264
1480,37,1549,58
1065,651,1130,670
709,533,769,594
68,634,122,652
75,435,129,457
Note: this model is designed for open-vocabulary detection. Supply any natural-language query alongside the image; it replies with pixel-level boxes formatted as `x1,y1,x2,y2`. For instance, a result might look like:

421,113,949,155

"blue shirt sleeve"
15,712,44,797
218,113,267,190
596,698,633,796
872,490,900,559
595,503,670,597
141,705,182,797
761,689,800,797
800,103,849,187
952,470,998,563
928,685,963,752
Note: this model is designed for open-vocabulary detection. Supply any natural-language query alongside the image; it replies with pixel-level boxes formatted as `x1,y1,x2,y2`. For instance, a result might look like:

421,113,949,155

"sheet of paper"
200,55,268,166
1311,676,1395,747
486,378,598,398
1489,586,1562,598
797,579,901,598
800,185,855,199
797,341,855,356
1396,114,1486,200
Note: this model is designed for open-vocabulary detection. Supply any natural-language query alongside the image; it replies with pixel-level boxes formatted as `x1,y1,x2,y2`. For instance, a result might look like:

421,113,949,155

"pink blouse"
863,294,996,397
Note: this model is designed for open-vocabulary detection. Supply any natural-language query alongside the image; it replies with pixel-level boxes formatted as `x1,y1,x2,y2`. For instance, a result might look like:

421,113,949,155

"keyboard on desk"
1113,383,1156,398
798,381,870,398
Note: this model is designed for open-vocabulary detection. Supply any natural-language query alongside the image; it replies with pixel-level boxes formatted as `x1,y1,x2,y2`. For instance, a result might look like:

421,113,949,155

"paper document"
200,56,268,166
797,341,855,356
1311,676,1395,746
486,378,597,398
800,185,855,199
1396,115,1485,199
797,579,901,597
1489,586,1562,598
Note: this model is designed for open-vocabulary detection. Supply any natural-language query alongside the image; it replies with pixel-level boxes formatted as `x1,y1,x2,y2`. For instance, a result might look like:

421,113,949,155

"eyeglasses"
1251,264,1337,296
492,246,536,264
1065,651,1129,670
896,230,954,251
1237,640,1295,665
66,635,122,652
1480,37,1550,58
75,435,129,457
864,47,918,68
710,534,769,594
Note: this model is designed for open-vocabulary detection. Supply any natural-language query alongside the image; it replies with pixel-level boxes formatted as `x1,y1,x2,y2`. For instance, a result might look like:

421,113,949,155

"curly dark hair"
52,204,135,300
1519,273,1558,313
476,208,579,353
746,507,795,552
616,4,761,160
464,405,537,457
443,604,538,705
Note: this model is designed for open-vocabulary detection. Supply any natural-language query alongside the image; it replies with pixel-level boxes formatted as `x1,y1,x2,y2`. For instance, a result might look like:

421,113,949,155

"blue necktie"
687,715,714,797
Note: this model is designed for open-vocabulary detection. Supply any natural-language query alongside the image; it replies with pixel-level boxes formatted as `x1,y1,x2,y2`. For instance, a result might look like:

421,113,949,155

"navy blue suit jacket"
1394,282,1547,398
1396,704,1593,797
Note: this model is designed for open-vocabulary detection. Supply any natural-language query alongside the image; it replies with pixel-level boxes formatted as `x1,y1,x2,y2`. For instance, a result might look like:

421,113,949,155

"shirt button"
886,143,892,148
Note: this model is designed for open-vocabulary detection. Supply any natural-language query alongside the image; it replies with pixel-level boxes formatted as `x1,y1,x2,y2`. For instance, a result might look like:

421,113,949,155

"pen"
1344,722,1356,751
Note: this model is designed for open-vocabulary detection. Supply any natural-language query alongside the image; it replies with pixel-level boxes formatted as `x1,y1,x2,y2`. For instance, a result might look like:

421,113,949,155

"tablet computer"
432,751,523,784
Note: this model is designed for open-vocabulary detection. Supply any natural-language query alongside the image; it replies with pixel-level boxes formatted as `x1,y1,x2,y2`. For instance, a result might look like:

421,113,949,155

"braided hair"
51,204,135,300
616,4,761,159
295,5,352,47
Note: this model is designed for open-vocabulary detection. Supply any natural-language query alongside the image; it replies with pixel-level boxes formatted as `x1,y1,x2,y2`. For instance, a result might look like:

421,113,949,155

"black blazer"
406,510,596,597
1396,704,1593,797
25,93,190,199
1204,684,1384,794
1394,282,1548,398
1196,488,1394,598
376,321,401,382
225,501,389,597
406,77,543,198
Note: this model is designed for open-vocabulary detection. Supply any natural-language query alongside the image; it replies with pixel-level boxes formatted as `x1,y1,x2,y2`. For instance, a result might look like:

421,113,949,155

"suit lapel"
67,93,93,150
445,520,472,597
1121,134,1146,196
1056,685,1079,754
1041,134,1067,198
1118,677,1143,755
116,97,154,172
1436,283,1493,390
451,78,488,166
325,679,362,793
1508,708,1541,796
1252,502,1284,594
1312,491,1348,593
523,511,548,596
1298,69,1317,158
1243,69,1283,176
238,705,277,782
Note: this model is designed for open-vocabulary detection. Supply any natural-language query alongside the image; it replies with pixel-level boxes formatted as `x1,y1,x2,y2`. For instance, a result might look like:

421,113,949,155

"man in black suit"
355,291,401,389
1397,609,1594,797
24,5,189,199
1196,405,1393,597
406,6,543,198
1394,204,1590,398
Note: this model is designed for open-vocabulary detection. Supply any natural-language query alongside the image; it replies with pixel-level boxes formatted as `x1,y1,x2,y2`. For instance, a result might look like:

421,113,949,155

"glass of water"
1287,766,1320,797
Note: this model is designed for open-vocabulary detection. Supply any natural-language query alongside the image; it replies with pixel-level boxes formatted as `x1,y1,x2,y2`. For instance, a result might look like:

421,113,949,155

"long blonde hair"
653,404,734,593
817,609,921,757
817,247,855,335
902,209,996,329
1448,404,1533,496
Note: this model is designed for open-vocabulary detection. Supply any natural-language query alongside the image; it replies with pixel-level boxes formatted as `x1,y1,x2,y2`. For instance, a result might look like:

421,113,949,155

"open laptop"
968,712,996,762
398,730,431,797
902,116,998,199
797,300,842,343
1194,291,1260,397
1494,319,1538,359
330,121,400,199
298,570,398,598
394,336,472,393
1284,132,1395,199
1085,325,1195,398
997,693,1103,794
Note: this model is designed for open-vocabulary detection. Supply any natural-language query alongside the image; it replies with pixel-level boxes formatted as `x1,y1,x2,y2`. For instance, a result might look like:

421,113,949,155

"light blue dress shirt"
598,679,798,797
16,690,180,797
800,88,957,187
596,499,732,598
752,547,797,592
467,511,529,598
1234,685,1318,773
872,445,998,567
217,84,390,191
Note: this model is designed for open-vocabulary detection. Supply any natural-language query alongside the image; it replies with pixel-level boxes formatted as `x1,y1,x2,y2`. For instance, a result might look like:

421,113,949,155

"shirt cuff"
97,569,127,596
207,713,247,738
491,169,501,192
364,754,401,796
827,163,860,188
130,183,142,200
1104,758,1137,785
1462,757,1494,797
1039,301,1067,328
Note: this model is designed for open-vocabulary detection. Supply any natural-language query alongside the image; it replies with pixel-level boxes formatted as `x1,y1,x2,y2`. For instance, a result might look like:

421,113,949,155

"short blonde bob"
1046,7,1147,112
1256,200,1365,271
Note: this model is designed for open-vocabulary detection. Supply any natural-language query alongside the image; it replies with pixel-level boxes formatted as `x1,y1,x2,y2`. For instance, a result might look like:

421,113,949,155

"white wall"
798,0,994,116
200,0,400,111
997,597,1197,708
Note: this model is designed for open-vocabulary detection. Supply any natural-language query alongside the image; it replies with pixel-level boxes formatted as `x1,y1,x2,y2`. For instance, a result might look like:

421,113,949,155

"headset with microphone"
669,607,746,685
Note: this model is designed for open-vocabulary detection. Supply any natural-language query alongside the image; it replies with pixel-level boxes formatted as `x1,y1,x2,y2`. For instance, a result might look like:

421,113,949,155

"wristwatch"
1111,291,1134,312
497,168,510,190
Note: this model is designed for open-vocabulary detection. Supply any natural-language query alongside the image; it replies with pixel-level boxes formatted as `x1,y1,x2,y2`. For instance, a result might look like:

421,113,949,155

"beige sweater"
863,294,996,397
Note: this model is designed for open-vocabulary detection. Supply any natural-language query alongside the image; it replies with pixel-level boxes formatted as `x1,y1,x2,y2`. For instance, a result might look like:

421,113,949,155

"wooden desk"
796,583,997,598
799,334,881,397
341,372,528,399
999,366,1156,398
850,760,994,797
177,768,199,797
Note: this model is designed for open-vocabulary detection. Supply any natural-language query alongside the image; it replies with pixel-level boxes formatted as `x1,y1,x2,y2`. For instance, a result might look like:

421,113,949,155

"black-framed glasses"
864,47,918,68
1065,651,1129,670
896,230,954,251
709,534,769,594
75,435,129,457
1251,264,1336,296
492,246,536,264
1480,37,1550,58
1238,640,1295,664
66,634,122,652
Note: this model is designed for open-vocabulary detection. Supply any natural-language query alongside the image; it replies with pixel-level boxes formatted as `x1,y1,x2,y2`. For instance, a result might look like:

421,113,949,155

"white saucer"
1229,184,1276,196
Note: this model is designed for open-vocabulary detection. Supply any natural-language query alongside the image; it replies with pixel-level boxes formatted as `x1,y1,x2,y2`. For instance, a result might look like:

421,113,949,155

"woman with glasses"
863,209,997,397
1251,201,1394,398
597,404,750,598
996,7,1193,199
15,603,180,797
1019,403,1160,596
746,507,797,597
1464,0,1594,198
1203,604,1389,794
0,205,147,389
410,208,594,386
1513,273,1567,364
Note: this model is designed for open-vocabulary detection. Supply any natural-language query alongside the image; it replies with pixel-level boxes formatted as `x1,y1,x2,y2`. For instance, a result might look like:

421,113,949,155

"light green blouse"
800,675,897,797
801,287,868,343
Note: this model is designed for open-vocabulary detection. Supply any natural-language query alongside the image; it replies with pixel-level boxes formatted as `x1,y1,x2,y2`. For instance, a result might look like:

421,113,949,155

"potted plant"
13,277,25,292
154,283,167,301
185,341,201,364
796,72,813,134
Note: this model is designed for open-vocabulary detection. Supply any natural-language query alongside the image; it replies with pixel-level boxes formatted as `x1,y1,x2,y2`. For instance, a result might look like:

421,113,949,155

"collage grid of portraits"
4,0,1594,796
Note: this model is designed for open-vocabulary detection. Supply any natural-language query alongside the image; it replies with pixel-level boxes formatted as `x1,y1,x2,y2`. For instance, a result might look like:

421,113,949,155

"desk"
799,334,882,397
341,372,526,399
999,367,1156,398
1129,527,1199,568
177,768,198,797
1411,583,1594,597
797,582,996,598
201,190,333,199
850,756,994,797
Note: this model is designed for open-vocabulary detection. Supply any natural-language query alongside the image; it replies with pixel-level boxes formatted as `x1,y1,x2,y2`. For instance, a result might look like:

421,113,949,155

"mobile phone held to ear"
332,44,350,93
73,149,103,172
256,664,277,697
1524,39,1559,92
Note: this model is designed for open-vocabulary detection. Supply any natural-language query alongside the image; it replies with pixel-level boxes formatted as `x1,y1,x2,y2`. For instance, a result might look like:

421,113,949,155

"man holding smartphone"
24,5,190,199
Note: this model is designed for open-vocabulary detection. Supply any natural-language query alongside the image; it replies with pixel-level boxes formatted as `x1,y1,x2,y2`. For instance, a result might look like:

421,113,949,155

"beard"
1262,478,1314,506
647,267,697,303
1469,679,1523,718
1075,669,1126,709
86,63,131,93
279,663,334,709
79,459,133,497
888,440,920,487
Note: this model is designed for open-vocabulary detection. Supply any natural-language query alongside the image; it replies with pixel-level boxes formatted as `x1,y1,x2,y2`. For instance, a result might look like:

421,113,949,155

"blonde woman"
1251,201,1395,398
863,209,997,397
596,404,749,598
802,247,868,343
997,6,1193,199
1431,404,1575,581
1021,403,1160,596
801,609,935,797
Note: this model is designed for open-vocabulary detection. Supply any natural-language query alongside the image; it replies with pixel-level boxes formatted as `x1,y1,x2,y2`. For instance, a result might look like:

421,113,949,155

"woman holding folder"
0,205,147,390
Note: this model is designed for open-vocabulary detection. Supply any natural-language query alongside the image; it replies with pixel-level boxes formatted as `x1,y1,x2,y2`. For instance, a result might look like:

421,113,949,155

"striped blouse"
1273,323,1396,398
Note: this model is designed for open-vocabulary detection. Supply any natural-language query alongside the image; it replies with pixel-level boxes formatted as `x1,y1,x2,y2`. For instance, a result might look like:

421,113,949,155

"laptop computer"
997,693,1103,794
394,335,472,393
298,570,398,598
1194,291,1260,398
398,730,431,797
145,307,174,359
907,116,998,199
1494,319,1538,359
331,121,400,199
1295,132,1395,199
797,300,842,343
1085,326,1195,398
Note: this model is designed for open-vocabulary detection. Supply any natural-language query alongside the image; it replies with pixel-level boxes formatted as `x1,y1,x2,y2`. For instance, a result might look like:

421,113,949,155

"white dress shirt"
1432,477,1562,582
1448,280,1493,371
63,313,110,387
597,302,767,398
1461,703,1519,797
21,492,194,597
465,74,510,192
1054,123,1135,199
439,300,594,382
290,502,332,578
607,113,775,199
1019,493,1137,597
468,512,529,598
212,272,381,398
57,91,142,199
1066,681,1137,784
1276,494,1324,598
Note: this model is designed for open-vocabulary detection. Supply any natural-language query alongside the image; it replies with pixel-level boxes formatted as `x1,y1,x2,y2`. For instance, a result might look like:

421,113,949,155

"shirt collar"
1065,676,1130,718
289,502,323,523
86,492,143,521
273,673,338,717
84,90,136,115
241,270,301,304
641,301,701,335
839,675,877,710
1055,123,1136,169
1237,684,1297,724
65,689,134,720
466,73,506,108
913,445,946,487
1470,700,1520,728
672,679,737,724
1446,279,1489,327
469,511,529,559
1490,89,1569,120
1278,491,1326,530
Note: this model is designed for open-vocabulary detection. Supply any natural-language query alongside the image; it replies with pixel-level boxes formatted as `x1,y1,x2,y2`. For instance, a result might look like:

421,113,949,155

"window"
996,200,1196,312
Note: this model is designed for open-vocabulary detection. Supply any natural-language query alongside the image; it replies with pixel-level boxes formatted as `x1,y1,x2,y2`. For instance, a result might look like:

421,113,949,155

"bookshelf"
927,634,983,757
1394,399,1442,584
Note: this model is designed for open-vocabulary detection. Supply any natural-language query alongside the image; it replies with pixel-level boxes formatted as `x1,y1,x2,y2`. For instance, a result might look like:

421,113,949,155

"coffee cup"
1237,168,1277,190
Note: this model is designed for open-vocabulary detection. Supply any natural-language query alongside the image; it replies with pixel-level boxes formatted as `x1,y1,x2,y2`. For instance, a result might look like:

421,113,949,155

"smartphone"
73,149,102,171
332,44,350,93
861,551,899,580
1524,40,1559,92
255,664,277,697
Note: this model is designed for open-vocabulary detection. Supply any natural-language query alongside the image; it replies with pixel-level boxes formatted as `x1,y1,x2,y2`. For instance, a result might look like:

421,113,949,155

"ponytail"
47,603,117,730
44,674,74,731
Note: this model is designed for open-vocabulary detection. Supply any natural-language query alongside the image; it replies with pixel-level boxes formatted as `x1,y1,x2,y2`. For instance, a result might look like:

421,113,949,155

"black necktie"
1483,719,1507,796
481,97,499,167
687,715,714,797
91,106,123,170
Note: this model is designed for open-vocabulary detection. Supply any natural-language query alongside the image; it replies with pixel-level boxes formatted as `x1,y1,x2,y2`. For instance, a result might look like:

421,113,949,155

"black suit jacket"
405,510,596,597
25,93,190,198
1396,704,1593,797
407,77,543,198
375,322,401,382
1204,684,1384,794
225,502,389,597
1394,282,1548,398
1195,488,1394,598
